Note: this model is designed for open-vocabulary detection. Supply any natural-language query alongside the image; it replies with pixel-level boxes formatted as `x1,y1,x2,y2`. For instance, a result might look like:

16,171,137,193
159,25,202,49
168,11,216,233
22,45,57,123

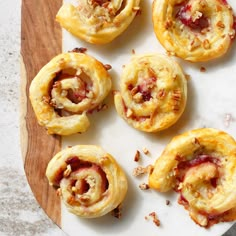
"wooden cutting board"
20,0,62,227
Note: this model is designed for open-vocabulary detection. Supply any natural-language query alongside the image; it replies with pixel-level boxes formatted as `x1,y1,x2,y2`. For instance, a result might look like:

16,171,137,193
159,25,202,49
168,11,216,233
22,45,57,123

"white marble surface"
0,0,236,235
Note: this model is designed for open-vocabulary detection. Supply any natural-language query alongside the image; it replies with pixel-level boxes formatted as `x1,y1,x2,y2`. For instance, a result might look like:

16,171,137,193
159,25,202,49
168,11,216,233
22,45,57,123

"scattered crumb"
70,47,87,53
67,145,72,148
134,150,140,162
142,147,149,155
133,165,153,177
132,49,136,54
104,64,112,70
139,183,150,190
122,65,126,68
166,200,170,205
145,212,160,227
112,204,122,219
200,66,206,72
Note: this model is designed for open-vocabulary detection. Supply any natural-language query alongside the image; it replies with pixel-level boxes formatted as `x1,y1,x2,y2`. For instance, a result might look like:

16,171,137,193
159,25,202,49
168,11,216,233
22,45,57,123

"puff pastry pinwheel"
46,145,128,218
114,54,187,132
149,128,236,227
29,52,111,136
152,0,235,62
56,0,140,44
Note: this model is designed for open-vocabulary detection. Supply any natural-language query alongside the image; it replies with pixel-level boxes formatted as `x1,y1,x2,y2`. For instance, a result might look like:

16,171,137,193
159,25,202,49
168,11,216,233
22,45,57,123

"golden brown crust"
149,128,236,227
152,0,235,62
56,0,140,44
46,145,128,218
114,53,187,132
29,52,111,135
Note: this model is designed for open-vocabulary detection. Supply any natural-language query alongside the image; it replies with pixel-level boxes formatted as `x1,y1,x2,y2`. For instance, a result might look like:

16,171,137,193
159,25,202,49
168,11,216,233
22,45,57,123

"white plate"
62,0,236,235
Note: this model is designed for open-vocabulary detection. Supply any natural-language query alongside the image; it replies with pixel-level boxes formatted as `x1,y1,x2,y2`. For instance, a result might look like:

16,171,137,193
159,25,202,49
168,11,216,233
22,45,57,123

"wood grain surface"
21,0,62,227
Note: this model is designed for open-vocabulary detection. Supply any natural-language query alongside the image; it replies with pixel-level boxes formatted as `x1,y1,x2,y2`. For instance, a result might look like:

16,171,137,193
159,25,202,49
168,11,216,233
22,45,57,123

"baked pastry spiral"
29,52,111,135
46,145,128,218
149,128,236,227
114,54,187,132
56,0,140,44
152,0,235,62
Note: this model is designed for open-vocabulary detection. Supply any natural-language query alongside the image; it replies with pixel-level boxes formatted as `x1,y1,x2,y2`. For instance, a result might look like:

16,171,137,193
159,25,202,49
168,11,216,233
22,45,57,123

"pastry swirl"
149,128,236,227
46,145,128,218
29,52,111,135
152,0,235,62
56,0,140,44
114,54,187,132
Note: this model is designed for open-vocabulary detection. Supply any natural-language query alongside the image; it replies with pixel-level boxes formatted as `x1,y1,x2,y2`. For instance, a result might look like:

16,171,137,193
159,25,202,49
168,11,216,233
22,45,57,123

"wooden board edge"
20,0,62,228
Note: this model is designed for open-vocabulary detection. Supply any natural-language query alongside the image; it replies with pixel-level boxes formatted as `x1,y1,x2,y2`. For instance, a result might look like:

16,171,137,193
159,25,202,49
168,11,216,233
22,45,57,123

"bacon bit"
134,150,140,162
200,66,206,72
130,86,139,96
56,188,62,197
148,67,157,79
42,95,51,104
165,20,173,29
142,147,149,155
189,37,201,51
112,204,122,219
203,39,210,49
53,81,61,88
63,165,72,177
158,89,166,99
70,47,87,53
193,137,201,146
132,49,136,54
104,64,112,70
216,21,225,28
146,212,161,227
79,195,91,201
133,165,153,177
139,183,150,190
175,154,184,162
166,200,170,205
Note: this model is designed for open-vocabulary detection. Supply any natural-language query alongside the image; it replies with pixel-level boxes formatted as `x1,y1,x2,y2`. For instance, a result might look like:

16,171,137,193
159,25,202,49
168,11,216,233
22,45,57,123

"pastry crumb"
145,212,160,227
166,200,170,205
133,165,153,177
70,47,87,53
142,147,149,155
112,204,122,219
200,66,206,72
134,150,140,162
132,49,136,54
104,64,112,70
139,183,150,190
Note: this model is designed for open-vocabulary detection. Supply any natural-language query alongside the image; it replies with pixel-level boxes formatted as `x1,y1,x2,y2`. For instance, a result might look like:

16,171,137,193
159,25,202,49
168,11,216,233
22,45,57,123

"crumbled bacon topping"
104,64,112,70
200,66,206,72
142,147,149,155
112,204,122,219
133,165,153,177
70,47,87,53
134,150,140,162
145,212,161,227
139,183,150,190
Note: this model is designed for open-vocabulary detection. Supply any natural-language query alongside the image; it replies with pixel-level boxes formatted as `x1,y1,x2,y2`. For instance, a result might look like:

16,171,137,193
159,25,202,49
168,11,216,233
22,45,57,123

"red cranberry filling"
176,4,209,31
65,157,109,192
